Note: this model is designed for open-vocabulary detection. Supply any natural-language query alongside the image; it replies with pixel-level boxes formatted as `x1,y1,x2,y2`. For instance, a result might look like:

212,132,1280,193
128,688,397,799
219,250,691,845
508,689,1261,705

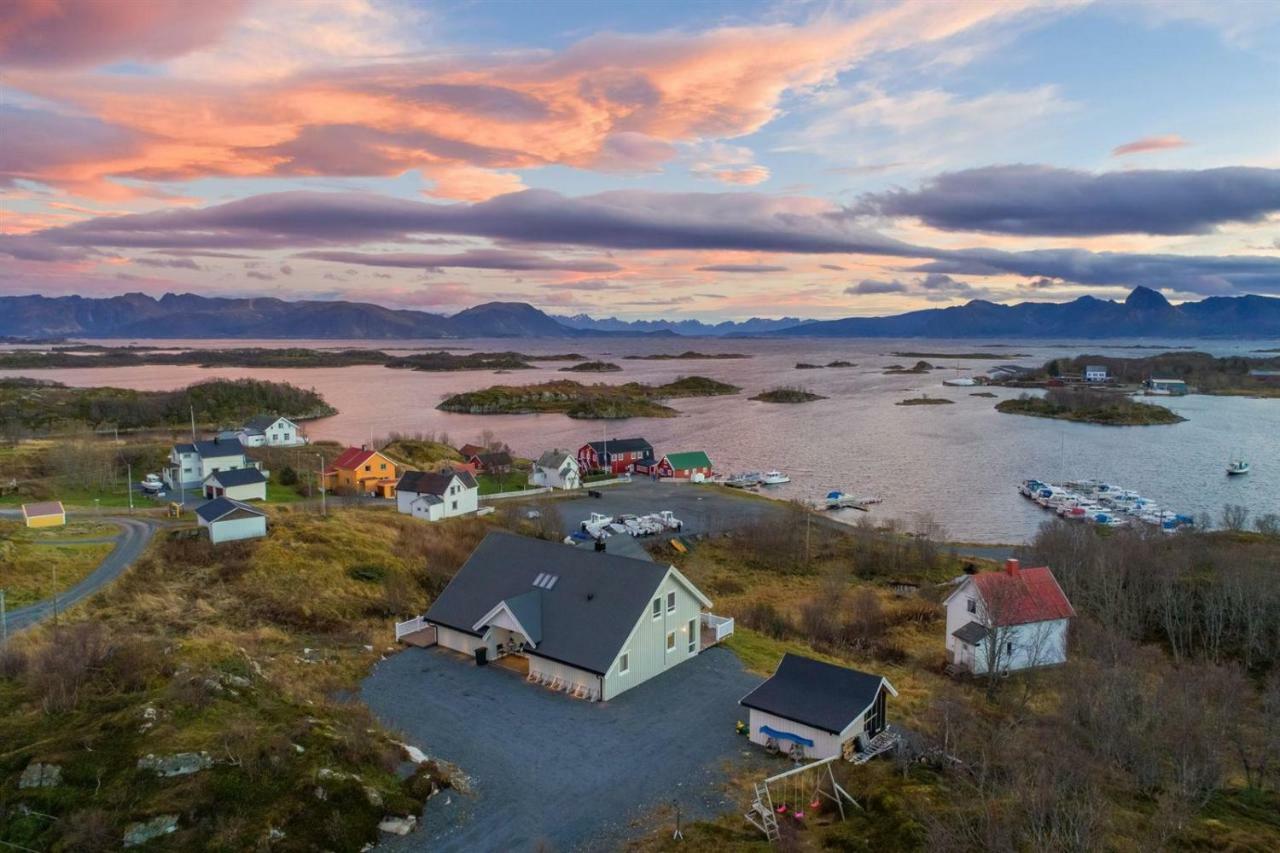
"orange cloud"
4,1,1057,200
1112,134,1189,156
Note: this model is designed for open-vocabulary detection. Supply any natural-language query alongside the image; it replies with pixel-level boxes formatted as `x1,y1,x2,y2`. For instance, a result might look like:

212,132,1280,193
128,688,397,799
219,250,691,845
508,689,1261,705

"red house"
651,451,713,480
576,437,654,474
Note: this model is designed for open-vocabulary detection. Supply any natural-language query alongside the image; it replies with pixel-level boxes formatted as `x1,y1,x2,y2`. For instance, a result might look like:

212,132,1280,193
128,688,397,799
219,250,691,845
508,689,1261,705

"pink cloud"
0,0,250,69
1112,134,1189,156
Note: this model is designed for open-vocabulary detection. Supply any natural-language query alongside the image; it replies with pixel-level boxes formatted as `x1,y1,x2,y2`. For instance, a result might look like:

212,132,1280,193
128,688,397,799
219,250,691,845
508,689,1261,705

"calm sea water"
5,336,1278,543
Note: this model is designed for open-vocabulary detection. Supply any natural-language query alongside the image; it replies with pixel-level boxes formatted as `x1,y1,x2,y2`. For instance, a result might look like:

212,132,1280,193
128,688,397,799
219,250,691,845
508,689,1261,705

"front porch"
701,612,734,650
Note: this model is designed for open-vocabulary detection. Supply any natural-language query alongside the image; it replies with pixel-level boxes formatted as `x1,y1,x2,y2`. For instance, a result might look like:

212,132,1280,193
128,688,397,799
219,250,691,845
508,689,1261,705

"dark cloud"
246,271,274,280
294,249,620,273
405,84,550,121
846,279,907,295
540,279,619,291
133,257,201,270
861,165,1280,236
819,263,845,271
695,264,788,273
5,187,1278,295
0,106,142,186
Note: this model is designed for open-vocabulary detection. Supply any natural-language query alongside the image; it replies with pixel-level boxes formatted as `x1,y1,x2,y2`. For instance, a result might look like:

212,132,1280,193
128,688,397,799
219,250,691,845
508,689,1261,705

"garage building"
196,496,267,545
739,654,896,761
203,467,268,501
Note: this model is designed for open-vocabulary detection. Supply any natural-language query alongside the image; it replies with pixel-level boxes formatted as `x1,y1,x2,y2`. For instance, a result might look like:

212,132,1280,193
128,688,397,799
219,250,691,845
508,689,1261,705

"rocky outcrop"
18,762,61,788
137,751,213,777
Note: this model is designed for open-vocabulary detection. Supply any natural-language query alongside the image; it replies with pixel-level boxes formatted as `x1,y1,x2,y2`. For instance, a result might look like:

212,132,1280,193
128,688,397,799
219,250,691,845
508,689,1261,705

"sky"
0,0,1278,322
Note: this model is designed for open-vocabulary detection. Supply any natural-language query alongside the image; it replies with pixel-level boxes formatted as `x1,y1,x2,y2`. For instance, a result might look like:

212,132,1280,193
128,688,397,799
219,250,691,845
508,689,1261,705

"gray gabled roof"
244,414,292,431
196,496,266,523
205,467,266,487
397,468,477,496
176,438,245,458
536,450,573,469
739,654,892,735
585,437,651,455
425,531,675,675
952,620,989,645
494,589,543,645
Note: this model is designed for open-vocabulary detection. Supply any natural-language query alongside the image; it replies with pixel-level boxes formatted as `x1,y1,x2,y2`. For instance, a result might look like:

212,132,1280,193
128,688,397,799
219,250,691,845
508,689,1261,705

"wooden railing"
394,615,427,641
702,612,735,643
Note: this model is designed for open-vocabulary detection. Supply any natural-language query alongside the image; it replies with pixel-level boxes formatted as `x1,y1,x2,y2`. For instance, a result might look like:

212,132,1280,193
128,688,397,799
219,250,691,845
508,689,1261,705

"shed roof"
22,501,64,518
952,620,989,645
425,531,693,675
663,450,712,470
738,654,894,735
328,446,389,472
245,414,291,431
196,496,266,523
472,450,513,468
205,467,266,487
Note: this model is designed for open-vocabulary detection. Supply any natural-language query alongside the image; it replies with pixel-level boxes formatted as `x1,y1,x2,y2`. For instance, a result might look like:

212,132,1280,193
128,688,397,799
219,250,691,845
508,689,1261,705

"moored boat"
761,470,790,485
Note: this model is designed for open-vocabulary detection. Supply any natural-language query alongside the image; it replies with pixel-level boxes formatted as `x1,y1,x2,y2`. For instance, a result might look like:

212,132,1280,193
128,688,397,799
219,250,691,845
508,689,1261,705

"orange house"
325,446,400,497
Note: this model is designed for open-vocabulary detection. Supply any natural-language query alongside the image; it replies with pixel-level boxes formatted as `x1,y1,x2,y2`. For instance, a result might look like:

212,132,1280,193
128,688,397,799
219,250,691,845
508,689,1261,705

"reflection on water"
4,336,1278,543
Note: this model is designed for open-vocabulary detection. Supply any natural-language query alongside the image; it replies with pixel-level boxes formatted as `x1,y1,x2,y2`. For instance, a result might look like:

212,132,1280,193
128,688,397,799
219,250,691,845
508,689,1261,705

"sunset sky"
1,0,1278,320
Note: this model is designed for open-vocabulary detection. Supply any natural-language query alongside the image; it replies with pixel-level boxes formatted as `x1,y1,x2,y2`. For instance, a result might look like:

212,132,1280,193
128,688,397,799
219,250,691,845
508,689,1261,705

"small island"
884,360,934,375
893,351,1030,359
896,396,954,406
796,360,856,369
559,361,622,373
437,376,741,419
623,351,750,360
750,387,827,404
969,391,998,398
0,377,335,434
996,389,1185,425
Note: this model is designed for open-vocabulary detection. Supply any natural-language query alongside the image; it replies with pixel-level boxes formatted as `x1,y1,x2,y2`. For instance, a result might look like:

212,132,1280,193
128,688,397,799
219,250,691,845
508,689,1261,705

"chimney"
1005,558,1020,576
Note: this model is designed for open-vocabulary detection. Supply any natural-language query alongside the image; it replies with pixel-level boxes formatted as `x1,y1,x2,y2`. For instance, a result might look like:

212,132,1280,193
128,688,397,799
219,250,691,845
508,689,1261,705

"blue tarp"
759,724,815,748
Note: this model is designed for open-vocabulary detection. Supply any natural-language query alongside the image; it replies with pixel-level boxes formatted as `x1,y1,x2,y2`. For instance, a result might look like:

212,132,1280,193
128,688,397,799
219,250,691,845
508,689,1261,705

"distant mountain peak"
1125,286,1172,311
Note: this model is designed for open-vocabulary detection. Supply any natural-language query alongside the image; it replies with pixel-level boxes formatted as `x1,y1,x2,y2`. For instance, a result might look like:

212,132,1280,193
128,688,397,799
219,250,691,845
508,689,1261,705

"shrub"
739,601,792,639
279,465,298,486
23,622,110,713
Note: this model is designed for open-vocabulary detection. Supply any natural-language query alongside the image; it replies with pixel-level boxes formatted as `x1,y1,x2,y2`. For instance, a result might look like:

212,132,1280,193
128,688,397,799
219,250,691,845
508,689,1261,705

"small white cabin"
196,497,267,545
739,654,896,761
395,469,478,521
238,415,306,447
1084,365,1109,382
530,450,581,490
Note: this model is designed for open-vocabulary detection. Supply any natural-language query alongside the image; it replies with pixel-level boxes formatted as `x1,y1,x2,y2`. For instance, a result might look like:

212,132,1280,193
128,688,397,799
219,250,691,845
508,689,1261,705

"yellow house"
324,446,400,496
22,501,66,528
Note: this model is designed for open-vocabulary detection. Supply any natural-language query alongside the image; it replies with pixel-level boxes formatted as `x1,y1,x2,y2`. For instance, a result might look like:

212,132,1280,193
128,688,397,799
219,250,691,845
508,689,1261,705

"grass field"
0,539,115,607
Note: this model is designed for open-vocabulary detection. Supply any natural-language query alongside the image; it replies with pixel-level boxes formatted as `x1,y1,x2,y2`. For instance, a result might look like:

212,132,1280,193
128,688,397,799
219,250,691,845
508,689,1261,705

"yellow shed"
22,501,66,528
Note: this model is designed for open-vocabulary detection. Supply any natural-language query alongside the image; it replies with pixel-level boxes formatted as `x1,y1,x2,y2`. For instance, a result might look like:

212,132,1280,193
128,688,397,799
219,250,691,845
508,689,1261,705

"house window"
966,598,976,614
666,631,676,652
652,598,661,619
451,500,457,510
364,464,371,472
666,591,676,613
688,618,696,653
380,463,386,470
619,652,630,675
1006,641,1014,656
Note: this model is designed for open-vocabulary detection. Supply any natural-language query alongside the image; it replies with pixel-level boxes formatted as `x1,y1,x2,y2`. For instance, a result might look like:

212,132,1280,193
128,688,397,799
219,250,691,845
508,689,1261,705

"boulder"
137,751,213,777
123,815,178,847
18,763,61,788
377,815,417,836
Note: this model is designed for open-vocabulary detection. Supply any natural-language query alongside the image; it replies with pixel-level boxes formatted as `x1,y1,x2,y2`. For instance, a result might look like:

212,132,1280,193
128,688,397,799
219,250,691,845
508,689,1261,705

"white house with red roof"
943,559,1074,675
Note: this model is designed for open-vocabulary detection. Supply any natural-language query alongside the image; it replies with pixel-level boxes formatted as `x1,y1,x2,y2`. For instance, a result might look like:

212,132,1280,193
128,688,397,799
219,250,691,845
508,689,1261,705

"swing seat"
793,811,805,820
809,799,821,809
775,805,787,814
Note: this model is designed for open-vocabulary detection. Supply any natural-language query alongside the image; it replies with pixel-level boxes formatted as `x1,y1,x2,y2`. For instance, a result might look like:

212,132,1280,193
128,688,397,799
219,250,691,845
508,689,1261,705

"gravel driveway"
548,479,784,538
361,645,767,852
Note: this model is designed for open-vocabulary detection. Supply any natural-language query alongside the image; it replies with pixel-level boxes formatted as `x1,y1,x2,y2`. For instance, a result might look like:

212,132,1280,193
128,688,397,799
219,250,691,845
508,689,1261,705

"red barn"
576,437,654,474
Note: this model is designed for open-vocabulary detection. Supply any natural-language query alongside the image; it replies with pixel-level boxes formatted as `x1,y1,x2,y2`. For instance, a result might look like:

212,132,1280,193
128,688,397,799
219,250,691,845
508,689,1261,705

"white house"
395,468,478,521
530,450,581,490
1084,365,1109,383
419,531,730,701
203,467,268,501
196,496,267,545
943,559,1074,675
237,415,306,447
739,654,896,761
164,438,261,491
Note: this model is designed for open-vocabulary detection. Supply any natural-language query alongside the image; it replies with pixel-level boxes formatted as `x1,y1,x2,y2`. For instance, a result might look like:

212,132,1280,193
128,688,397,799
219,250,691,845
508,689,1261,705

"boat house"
943,559,1074,675
415,531,728,701
203,467,267,501
1145,377,1189,395
196,496,267,545
739,654,896,761
648,450,713,480
577,438,654,475
21,501,65,529
395,469,478,521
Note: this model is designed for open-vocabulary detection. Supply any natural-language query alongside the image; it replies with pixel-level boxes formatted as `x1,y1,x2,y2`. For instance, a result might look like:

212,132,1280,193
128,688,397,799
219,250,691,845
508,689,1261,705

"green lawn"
266,480,306,502
475,472,532,495
0,540,115,607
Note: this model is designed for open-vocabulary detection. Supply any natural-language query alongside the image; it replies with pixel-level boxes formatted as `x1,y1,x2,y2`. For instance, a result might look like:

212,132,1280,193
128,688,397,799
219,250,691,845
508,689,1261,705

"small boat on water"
824,490,881,511
724,472,764,488
1226,458,1250,476
140,473,164,494
761,470,790,485
942,377,977,387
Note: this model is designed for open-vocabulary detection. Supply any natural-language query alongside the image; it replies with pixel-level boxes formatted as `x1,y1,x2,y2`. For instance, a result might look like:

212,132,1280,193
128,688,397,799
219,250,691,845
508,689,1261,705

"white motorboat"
140,473,164,494
1226,458,1250,476
942,377,977,387
825,491,880,510
761,470,790,485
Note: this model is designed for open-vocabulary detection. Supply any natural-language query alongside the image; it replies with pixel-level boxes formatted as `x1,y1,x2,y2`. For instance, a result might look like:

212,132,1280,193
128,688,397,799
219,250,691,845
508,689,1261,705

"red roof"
972,566,1074,626
329,446,378,472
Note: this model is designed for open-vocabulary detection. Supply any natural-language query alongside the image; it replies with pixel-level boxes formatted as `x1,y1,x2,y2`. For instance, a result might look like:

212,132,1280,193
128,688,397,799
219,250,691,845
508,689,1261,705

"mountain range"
0,288,1276,340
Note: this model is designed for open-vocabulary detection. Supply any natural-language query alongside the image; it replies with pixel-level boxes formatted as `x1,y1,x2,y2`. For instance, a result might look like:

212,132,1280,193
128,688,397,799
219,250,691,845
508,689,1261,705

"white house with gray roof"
164,437,261,491
196,496,267,545
395,468,478,521
235,415,306,447
530,449,581,490
419,531,729,701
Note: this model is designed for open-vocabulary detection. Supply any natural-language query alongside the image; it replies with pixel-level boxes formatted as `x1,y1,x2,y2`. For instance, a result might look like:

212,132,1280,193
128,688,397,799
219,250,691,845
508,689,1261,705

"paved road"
3,515,158,632
363,645,770,852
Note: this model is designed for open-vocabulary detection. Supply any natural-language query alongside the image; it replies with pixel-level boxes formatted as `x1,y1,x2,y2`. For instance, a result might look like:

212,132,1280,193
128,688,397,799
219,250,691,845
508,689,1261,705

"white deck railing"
702,612,735,643
395,615,427,641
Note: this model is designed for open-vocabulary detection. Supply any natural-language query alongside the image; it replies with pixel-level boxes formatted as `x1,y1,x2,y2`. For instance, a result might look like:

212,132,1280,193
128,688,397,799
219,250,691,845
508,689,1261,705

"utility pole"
190,404,197,442
1,589,7,646
51,564,58,628
127,462,134,513
317,453,326,516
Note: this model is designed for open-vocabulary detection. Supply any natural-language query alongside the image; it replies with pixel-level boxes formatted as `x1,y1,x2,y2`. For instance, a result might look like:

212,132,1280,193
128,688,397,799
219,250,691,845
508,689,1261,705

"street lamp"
316,453,326,516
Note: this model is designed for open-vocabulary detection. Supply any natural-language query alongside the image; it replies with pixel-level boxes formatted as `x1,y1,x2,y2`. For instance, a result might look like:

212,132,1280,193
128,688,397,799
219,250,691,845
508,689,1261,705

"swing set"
744,755,860,842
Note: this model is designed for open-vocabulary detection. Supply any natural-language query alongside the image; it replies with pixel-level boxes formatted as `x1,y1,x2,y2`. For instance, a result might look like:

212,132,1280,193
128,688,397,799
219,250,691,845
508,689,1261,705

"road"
2,513,158,633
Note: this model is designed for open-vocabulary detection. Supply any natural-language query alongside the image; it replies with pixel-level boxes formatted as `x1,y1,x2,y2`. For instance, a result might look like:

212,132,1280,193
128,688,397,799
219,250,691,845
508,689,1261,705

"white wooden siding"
435,626,484,655
601,568,703,701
